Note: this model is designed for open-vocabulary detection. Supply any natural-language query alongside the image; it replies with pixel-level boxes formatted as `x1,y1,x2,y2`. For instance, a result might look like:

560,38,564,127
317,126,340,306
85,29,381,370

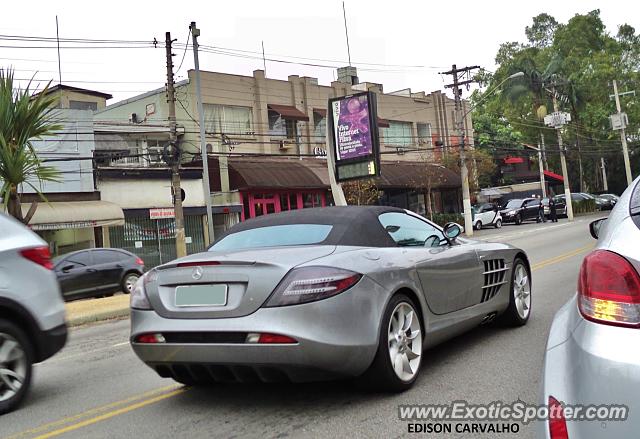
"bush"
573,199,597,215
431,213,465,227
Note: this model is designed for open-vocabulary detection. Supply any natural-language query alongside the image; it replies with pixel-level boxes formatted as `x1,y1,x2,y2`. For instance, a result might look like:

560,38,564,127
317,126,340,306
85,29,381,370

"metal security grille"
481,259,508,302
109,215,206,268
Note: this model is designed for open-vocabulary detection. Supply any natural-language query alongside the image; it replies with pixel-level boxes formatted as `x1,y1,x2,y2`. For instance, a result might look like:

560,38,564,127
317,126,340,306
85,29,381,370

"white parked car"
472,203,502,230
0,213,67,414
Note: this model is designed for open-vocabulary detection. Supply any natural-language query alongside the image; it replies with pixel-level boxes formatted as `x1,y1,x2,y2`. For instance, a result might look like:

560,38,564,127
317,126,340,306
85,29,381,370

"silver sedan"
130,206,531,390
540,177,640,438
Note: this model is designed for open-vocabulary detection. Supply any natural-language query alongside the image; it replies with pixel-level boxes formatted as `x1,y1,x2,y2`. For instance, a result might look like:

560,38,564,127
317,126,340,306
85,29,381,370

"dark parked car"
500,198,542,225
53,248,145,301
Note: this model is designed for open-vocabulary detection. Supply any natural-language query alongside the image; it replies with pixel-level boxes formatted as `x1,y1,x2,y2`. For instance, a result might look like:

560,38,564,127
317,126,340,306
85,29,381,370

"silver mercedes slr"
130,206,531,390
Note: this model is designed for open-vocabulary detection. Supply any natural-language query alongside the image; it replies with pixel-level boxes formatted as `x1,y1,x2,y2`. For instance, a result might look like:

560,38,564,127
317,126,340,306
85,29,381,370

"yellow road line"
5,385,179,439
531,244,593,271
32,388,188,439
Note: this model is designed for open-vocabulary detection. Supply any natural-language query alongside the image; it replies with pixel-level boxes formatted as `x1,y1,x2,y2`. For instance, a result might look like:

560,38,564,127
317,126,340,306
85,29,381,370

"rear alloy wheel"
359,294,423,391
497,259,531,326
0,320,33,415
474,221,482,231
122,273,140,294
494,219,502,229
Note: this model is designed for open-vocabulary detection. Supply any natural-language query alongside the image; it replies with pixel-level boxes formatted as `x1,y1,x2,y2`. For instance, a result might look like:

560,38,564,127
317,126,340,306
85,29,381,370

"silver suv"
0,213,67,414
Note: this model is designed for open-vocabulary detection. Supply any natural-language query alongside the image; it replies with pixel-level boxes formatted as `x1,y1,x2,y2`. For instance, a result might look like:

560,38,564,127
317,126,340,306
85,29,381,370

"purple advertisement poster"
331,94,373,161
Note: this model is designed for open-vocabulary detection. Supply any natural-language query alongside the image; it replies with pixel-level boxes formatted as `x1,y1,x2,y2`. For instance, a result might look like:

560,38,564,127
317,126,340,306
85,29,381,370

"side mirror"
61,264,74,273
589,218,606,240
443,222,463,242
385,225,400,233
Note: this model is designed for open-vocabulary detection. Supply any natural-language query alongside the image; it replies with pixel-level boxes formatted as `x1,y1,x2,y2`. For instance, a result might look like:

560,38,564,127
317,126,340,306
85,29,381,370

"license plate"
175,284,228,307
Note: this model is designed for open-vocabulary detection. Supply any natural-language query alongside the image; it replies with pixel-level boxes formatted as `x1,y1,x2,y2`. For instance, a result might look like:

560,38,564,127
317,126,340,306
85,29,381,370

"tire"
121,272,140,295
515,214,522,225
494,219,502,229
358,294,423,392
0,319,34,415
497,258,531,327
474,221,482,231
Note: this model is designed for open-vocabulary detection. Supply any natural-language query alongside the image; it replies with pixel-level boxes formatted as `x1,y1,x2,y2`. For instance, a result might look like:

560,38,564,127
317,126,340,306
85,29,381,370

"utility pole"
190,22,215,244
611,80,633,185
540,133,548,170
601,157,608,192
165,32,187,258
536,143,546,197
442,64,480,236
550,89,574,221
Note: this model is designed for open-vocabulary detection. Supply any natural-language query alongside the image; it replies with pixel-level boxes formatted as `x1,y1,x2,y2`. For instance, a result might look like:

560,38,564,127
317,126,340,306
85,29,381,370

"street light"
457,71,524,237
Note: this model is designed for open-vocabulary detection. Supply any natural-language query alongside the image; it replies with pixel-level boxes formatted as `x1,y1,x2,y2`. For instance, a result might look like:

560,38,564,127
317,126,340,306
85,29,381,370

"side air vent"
482,259,508,302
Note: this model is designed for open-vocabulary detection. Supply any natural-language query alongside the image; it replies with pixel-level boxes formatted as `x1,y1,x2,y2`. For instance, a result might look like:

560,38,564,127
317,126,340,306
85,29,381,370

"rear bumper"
539,295,640,438
130,276,387,382
35,323,67,363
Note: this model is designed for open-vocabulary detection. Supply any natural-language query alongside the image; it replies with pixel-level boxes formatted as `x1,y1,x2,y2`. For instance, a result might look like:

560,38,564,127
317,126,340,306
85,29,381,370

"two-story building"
24,85,125,255
95,66,469,239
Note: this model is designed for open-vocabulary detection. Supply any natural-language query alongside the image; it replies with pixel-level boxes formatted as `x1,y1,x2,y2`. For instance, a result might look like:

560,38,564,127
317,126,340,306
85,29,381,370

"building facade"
95,67,471,236
22,85,125,255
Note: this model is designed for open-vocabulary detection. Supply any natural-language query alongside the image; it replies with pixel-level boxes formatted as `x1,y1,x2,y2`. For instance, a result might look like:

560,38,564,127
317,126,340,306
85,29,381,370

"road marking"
39,340,130,364
30,389,187,439
32,388,187,439
112,341,129,347
6,385,180,439
531,244,593,271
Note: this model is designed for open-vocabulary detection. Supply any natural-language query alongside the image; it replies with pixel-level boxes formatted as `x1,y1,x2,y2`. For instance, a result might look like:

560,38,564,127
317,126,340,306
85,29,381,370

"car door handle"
86,268,98,273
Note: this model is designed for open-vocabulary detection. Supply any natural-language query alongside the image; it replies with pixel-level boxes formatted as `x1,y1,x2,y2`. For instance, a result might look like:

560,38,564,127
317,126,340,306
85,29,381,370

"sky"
1,0,638,104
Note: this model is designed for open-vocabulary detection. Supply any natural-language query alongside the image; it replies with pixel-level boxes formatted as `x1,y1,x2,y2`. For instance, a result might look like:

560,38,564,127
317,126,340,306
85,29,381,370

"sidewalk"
65,294,130,327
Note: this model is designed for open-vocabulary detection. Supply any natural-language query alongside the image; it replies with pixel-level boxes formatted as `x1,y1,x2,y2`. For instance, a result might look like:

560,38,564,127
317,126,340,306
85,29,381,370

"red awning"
504,156,524,164
377,118,390,128
544,170,564,182
267,104,309,121
313,108,327,117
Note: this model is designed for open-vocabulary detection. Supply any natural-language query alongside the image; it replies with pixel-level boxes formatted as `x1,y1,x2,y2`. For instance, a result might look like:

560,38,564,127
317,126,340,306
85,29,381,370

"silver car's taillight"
578,250,640,327
130,269,157,310
264,266,361,307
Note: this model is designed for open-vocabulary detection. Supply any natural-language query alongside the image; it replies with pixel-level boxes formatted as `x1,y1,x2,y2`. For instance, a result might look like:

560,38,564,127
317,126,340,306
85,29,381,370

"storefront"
23,200,125,255
107,208,208,268
240,190,326,221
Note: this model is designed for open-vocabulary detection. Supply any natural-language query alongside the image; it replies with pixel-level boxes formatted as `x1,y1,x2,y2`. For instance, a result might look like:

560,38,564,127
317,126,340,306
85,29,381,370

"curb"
67,308,130,328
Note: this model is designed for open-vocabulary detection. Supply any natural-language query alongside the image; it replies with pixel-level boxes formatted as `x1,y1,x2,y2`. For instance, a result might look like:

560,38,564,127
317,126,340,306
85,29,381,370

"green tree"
0,69,61,223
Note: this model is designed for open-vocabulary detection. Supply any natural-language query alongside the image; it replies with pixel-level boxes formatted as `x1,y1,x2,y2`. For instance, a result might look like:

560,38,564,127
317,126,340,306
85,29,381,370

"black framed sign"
328,91,381,182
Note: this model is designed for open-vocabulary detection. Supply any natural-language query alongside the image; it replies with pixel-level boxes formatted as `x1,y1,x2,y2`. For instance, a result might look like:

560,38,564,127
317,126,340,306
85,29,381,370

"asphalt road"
1,214,604,439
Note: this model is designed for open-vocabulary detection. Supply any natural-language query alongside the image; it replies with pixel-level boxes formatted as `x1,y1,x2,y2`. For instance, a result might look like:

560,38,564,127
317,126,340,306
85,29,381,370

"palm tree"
500,53,564,171
0,68,61,223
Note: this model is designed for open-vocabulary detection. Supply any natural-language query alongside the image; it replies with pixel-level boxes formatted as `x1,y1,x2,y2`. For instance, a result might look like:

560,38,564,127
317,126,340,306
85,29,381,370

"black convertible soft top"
216,206,404,248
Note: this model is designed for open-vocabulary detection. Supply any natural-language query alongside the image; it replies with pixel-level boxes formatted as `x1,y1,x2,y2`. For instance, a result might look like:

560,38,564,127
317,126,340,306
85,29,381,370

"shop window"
417,123,432,146
205,104,253,134
268,111,297,139
289,193,298,209
313,112,326,141
243,194,250,220
382,121,413,149
280,194,290,211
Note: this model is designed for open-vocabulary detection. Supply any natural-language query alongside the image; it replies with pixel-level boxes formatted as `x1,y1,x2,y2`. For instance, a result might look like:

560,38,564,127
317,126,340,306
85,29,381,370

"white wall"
25,109,96,193
98,178,205,209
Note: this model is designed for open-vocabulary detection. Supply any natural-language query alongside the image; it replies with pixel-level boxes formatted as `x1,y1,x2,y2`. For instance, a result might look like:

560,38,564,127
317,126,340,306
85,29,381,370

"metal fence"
109,215,206,268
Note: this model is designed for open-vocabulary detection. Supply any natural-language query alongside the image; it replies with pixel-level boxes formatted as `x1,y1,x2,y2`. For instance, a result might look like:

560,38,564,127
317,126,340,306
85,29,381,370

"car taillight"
135,257,144,266
245,333,297,344
548,396,569,439
20,246,53,270
578,250,640,327
264,266,362,307
135,333,166,343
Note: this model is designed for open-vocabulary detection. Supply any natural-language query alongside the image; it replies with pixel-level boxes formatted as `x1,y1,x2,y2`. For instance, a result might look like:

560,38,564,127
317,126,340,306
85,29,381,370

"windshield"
209,224,333,251
504,199,523,209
